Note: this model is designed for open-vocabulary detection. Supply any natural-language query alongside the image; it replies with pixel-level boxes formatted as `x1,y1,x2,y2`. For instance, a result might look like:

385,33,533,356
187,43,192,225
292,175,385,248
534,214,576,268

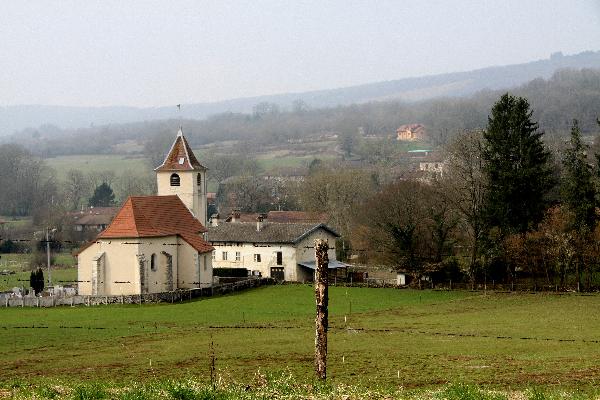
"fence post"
314,239,329,381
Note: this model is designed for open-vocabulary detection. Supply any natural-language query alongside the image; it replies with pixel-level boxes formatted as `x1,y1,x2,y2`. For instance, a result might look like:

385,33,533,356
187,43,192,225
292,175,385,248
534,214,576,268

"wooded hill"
2,50,599,134
5,67,600,158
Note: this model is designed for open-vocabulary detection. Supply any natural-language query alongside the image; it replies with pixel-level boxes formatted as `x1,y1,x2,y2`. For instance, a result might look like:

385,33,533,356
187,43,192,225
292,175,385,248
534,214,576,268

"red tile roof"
154,130,207,171
97,195,213,253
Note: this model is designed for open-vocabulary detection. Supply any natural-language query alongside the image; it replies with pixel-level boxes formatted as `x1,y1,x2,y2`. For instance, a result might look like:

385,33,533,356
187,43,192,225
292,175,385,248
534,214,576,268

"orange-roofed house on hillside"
396,124,426,141
77,129,214,296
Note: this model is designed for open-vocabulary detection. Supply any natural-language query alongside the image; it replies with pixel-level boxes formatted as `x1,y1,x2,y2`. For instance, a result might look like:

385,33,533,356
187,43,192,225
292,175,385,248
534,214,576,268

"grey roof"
207,222,340,244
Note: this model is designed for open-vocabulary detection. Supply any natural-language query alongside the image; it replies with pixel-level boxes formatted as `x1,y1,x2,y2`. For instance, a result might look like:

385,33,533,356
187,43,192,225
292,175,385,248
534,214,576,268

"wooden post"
314,239,329,380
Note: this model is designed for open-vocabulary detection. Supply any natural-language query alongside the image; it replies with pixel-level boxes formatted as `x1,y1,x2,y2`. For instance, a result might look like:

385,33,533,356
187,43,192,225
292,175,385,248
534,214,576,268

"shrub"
72,383,107,400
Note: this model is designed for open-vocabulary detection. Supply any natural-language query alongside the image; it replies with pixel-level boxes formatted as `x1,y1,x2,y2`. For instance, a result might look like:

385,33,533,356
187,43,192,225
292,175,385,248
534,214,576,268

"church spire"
154,129,207,172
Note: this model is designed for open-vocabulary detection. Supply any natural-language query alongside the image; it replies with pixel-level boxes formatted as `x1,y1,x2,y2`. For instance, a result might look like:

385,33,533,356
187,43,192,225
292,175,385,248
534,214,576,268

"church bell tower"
155,129,208,226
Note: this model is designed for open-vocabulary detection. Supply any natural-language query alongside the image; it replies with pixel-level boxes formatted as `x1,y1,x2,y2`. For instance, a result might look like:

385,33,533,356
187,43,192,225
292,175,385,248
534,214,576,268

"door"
270,267,284,281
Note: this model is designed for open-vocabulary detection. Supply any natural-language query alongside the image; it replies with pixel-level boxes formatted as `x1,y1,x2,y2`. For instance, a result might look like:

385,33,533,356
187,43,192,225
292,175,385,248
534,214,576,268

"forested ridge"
5,68,600,158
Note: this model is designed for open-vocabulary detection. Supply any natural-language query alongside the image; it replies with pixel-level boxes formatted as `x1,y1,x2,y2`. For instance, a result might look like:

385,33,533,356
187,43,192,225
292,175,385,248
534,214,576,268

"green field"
1,285,600,395
45,154,148,182
0,253,77,291
44,151,339,184
255,154,336,170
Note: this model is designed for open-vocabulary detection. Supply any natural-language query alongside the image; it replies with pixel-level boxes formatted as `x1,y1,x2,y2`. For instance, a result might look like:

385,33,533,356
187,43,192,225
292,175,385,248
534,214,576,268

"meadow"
43,150,333,184
0,253,77,292
44,154,148,182
1,285,600,397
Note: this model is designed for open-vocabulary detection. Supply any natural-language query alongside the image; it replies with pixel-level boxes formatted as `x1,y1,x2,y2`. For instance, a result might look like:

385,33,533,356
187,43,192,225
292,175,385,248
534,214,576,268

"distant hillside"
7,68,600,159
1,50,599,135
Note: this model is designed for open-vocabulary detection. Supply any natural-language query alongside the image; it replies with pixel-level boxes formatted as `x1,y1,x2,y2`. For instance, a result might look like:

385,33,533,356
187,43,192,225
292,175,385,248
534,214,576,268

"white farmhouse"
207,217,345,282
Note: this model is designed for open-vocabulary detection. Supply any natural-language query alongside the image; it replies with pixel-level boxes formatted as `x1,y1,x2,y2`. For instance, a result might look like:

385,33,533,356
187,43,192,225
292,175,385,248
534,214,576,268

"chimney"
210,213,220,227
256,214,266,232
231,208,241,223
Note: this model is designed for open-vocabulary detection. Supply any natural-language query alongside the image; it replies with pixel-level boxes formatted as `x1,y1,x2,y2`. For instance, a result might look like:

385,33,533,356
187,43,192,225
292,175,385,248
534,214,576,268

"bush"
0,239,24,253
29,268,44,295
72,383,107,400
436,383,507,400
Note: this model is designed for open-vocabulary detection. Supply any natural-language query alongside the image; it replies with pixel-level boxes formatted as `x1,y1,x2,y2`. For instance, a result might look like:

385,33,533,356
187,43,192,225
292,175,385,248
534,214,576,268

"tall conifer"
483,93,554,235
562,119,596,233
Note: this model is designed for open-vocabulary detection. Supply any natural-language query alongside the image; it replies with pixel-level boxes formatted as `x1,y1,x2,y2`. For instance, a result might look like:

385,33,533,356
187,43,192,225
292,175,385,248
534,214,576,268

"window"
276,251,282,265
150,253,157,271
235,251,241,261
254,254,261,263
197,173,202,187
178,157,185,165
212,251,216,261
170,173,180,186
222,251,228,261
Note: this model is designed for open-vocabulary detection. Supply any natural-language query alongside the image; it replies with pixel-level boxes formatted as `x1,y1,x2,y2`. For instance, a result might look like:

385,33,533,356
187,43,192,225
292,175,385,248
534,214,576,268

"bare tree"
63,169,91,210
297,168,375,237
441,130,488,280
115,170,156,203
353,180,432,281
87,170,117,190
0,144,56,216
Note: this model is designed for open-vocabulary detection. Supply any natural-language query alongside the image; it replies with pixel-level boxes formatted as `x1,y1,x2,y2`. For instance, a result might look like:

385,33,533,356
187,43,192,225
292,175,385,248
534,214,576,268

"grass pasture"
45,154,148,182
44,149,339,184
1,286,600,394
0,253,77,292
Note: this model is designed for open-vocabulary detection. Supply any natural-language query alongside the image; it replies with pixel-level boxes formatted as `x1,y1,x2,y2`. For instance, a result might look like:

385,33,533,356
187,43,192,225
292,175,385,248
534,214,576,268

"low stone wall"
0,277,275,308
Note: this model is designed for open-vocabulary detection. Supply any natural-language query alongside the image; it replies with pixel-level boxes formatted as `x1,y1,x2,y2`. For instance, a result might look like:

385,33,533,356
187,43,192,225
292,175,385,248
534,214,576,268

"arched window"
197,173,202,188
170,173,180,186
150,253,157,271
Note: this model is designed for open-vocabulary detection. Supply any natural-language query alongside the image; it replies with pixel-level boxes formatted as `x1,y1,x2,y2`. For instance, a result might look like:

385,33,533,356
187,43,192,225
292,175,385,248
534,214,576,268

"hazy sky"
1,1,599,107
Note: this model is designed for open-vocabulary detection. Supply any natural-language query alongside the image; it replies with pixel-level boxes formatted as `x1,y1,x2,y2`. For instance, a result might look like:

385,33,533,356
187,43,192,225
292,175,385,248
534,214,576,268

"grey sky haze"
1,1,599,107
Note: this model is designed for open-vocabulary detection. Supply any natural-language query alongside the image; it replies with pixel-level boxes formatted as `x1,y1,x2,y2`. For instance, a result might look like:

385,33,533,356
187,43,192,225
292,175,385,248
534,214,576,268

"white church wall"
138,236,179,294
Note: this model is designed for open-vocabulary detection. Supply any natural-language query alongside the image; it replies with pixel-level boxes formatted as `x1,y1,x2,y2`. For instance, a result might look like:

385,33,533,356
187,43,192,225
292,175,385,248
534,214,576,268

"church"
77,130,214,296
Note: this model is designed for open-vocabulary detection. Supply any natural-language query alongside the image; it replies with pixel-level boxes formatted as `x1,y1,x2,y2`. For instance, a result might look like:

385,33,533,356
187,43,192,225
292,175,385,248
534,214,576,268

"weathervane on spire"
177,104,182,131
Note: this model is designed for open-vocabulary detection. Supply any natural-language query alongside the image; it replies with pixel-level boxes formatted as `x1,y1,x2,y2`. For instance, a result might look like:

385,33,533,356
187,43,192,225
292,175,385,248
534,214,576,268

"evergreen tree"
29,270,36,293
483,93,554,235
29,268,45,295
562,119,596,233
88,182,115,207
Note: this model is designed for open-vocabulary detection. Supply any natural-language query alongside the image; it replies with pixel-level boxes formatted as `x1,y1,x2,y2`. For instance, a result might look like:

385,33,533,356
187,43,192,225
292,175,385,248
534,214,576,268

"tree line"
0,149,154,219
350,94,600,290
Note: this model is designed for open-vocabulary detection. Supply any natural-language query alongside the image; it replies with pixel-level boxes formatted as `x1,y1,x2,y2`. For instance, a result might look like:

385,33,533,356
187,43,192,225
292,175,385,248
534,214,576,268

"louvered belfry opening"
170,173,180,186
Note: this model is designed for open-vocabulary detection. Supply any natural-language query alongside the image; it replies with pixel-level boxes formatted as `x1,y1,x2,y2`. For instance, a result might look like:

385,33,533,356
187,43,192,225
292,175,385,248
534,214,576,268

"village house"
207,214,345,282
418,153,446,179
396,123,426,141
77,129,214,296
68,207,119,233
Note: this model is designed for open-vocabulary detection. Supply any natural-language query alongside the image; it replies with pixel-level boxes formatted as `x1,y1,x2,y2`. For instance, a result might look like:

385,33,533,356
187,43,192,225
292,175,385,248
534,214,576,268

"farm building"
207,217,346,282
77,129,214,295
68,207,118,233
396,123,426,141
